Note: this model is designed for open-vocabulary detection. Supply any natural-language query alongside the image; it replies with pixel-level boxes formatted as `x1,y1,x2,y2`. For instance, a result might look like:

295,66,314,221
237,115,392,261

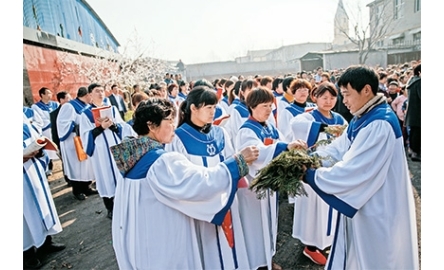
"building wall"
323,51,387,70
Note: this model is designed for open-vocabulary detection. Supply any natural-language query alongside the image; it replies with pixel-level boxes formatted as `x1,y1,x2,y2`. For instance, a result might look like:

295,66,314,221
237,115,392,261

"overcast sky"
89,0,372,64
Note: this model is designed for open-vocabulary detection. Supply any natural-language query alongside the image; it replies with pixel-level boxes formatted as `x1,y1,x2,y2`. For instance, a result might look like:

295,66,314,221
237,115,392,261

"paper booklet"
23,136,59,157
91,106,113,127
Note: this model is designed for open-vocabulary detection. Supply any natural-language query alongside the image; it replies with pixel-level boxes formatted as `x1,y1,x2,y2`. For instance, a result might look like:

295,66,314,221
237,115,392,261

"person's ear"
190,104,197,112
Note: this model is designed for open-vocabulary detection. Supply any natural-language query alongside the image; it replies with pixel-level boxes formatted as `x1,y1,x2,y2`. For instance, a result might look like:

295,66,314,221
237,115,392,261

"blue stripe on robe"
175,123,225,157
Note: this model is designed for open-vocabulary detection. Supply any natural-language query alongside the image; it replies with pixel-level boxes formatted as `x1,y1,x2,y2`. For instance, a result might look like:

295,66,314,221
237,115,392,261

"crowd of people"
23,60,420,269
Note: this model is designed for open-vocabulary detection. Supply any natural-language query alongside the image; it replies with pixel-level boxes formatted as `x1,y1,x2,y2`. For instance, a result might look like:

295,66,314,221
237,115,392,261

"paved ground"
37,156,420,270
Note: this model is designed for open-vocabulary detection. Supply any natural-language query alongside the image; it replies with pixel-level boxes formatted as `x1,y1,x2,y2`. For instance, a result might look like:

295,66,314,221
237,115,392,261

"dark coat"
49,106,61,148
404,76,421,127
108,94,127,118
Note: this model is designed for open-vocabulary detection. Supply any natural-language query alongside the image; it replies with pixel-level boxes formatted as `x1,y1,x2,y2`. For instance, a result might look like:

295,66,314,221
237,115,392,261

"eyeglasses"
296,88,309,93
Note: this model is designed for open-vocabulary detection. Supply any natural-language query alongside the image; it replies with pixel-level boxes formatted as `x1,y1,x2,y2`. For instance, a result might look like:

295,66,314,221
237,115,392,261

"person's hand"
287,139,308,151
97,117,114,129
326,124,346,137
239,146,259,165
23,150,39,163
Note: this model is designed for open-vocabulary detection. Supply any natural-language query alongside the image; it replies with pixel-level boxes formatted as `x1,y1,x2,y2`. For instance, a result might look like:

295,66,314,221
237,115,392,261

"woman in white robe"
165,86,250,270
289,82,347,266
110,98,260,270
234,87,305,270
225,80,276,147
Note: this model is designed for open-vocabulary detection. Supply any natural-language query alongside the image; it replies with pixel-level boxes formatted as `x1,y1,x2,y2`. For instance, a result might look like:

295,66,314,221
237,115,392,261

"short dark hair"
245,87,274,115
38,87,50,97
132,98,176,136
167,83,178,94
194,79,214,89
88,83,102,93
337,65,379,95
56,91,68,102
77,87,88,97
413,64,421,76
282,76,294,92
111,84,118,90
272,77,283,91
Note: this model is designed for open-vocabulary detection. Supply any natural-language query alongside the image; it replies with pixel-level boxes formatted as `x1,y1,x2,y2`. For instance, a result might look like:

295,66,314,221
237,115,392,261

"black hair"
132,98,176,136
282,76,294,93
413,64,421,76
239,79,255,101
272,77,283,91
56,91,68,102
178,86,218,127
77,87,88,97
193,79,214,89
337,65,379,95
229,80,242,105
88,83,102,93
38,87,50,97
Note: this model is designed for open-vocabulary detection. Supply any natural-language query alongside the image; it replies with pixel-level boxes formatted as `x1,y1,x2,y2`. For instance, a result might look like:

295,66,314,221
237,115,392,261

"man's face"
388,85,398,94
42,89,53,101
91,87,105,104
341,84,371,114
111,87,119,95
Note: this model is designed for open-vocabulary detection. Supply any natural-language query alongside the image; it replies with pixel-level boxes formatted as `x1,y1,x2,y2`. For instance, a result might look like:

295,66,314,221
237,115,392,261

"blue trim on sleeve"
86,130,96,156
307,122,322,147
125,149,166,178
59,121,76,142
116,123,123,140
273,142,288,158
305,168,357,218
211,158,240,225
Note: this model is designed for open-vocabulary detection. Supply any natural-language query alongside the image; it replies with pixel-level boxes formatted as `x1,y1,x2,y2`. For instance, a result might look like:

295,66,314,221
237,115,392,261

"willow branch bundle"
249,149,322,199
250,124,347,200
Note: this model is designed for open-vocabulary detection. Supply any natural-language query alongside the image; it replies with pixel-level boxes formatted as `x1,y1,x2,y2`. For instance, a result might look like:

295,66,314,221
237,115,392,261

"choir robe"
234,118,288,270
165,123,250,270
305,103,419,269
219,96,230,114
277,101,316,142
224,102,276,147
23,116,62,251
23,106,44,135
79,105,136,198
111,137,245,270
289,109,346,250
31,100,60,160
57,99,95,182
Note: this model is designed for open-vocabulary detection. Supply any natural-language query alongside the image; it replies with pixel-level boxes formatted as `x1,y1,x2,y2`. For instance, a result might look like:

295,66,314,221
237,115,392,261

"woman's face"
315,91,337,115
251,102,273,122
191,104,216,126
150,115,176,144
293,87,309,103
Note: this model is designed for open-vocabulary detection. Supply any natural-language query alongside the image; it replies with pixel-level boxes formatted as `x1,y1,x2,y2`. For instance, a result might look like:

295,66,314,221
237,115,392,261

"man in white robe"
79,83,136,219
31,87,60,175
304,65,419,269
23,115,65,268
57,87,96,200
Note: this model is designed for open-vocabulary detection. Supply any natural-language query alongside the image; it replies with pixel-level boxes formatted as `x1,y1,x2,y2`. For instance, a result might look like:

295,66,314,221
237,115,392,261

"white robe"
79,105,135,198
224,102,276,147
57,99,95,181
165,123,250,270
112,145,245,270
23,116,62,251
289,110,346,250
234,119,288,269
23,106,44,135
31,100,60,160
305,104,419,269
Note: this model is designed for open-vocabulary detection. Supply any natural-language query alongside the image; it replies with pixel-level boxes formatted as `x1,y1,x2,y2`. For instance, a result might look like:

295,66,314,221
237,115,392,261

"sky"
87,0,372,64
